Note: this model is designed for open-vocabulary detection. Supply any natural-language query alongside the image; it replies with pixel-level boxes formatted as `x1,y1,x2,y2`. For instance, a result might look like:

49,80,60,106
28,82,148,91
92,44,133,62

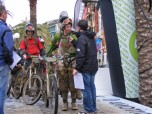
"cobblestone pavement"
5,96,152,114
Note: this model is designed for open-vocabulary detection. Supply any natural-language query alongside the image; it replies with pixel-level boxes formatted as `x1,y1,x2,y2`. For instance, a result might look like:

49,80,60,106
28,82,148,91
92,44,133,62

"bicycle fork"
29,67,36,89
29,67,32,89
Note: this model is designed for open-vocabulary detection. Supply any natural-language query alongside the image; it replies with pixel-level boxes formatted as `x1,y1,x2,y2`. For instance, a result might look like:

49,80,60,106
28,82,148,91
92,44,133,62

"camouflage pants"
57,65,77,103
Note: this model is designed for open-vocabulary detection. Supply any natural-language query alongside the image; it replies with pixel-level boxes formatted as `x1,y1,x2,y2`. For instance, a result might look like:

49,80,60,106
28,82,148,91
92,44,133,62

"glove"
40,49,46,57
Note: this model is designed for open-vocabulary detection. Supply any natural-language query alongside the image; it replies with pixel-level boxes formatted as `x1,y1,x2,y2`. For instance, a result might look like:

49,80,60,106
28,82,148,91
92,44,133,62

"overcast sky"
4,0,76,26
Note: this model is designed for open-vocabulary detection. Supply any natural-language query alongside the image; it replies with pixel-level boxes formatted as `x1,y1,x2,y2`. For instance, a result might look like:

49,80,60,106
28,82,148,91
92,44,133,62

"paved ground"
5,96,104,114
4,95,152,114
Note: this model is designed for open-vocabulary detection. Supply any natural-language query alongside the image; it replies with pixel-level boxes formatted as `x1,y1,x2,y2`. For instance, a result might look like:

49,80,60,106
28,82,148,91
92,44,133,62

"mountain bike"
22,55,43,105
41,53,75,114
41,56,58,114
7,57,28,99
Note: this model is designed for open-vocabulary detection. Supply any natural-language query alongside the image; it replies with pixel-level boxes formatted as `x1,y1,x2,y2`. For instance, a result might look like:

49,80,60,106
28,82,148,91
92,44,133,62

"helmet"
60,18,72,31
59,16,68,23
13,33,20,40
25,23,35,35
39,38,44,43
59,11,68,23
58,11,72,31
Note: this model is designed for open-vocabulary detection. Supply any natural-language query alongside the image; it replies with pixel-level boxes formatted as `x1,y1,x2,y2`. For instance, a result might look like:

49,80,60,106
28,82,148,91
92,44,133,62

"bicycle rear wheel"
7,76,14,97
49,75,58,114
22,74,43,105
12,69,24,99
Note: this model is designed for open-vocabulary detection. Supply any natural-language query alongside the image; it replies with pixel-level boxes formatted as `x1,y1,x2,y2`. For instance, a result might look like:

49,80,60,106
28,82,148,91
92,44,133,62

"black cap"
59,16,68,23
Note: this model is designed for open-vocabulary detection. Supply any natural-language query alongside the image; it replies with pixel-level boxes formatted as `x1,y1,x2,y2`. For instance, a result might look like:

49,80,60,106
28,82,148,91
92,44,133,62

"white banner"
112,0,139,98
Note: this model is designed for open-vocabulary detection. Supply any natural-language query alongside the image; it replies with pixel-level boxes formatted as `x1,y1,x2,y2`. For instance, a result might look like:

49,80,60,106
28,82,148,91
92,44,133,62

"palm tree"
37,23,52,50
134,0,152,107
29,0,37,36
12,21,51,49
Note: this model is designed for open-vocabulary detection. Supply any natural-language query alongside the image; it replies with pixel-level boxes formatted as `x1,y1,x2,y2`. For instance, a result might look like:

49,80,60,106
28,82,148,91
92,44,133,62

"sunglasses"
27,31,34,33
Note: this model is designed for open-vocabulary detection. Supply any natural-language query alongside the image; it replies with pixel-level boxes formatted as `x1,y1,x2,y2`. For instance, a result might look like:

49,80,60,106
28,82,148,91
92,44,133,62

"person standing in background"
19,23,45,69
73,20,98,114
0,5,14,114
47,11,81,111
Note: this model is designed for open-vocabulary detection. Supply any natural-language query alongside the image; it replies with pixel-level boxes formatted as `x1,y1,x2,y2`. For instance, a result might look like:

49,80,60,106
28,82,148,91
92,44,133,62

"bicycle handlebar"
39,52,76,63
21,49,41,59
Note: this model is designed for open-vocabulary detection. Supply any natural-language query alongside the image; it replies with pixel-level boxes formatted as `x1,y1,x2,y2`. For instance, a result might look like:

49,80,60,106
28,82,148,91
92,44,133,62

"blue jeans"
0,65,9,114
81,72,96,113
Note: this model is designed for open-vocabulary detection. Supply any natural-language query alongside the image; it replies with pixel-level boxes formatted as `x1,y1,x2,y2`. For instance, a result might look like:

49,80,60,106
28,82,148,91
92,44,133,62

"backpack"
23,36,40,50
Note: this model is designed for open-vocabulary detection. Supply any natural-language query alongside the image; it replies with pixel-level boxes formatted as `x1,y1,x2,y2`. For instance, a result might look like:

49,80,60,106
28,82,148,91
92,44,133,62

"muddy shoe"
77,90,82,100
71,103,78,110
62,103,68,111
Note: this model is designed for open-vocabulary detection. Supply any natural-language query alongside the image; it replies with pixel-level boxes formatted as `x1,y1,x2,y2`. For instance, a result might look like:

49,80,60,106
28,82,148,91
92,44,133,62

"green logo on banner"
129,31,138,62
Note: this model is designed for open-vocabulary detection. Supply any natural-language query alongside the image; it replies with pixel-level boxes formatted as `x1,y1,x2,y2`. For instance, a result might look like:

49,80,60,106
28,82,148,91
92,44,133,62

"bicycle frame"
45,54,75,96
28,57,40,89
46,61,51,97
43,56,57,98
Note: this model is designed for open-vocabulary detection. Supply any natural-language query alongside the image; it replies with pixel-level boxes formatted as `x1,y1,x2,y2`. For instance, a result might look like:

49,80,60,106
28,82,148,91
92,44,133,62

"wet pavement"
5,95,103,114
5,95,152,114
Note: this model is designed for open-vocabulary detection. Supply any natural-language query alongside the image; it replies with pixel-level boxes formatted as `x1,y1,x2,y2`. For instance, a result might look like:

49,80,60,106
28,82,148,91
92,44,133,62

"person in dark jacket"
0,5,14,114
73,20,98,114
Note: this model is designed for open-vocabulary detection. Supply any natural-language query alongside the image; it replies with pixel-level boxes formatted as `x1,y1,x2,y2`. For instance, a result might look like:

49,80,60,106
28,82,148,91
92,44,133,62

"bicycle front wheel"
22,74,43,105
49,75,58,114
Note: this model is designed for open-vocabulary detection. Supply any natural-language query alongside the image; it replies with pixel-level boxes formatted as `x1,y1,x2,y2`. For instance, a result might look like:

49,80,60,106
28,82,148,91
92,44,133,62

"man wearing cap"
0,5,14,114
47,11,80,111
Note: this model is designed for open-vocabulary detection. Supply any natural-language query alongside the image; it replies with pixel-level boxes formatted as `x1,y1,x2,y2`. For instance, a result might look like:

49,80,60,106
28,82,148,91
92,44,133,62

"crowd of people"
0,4,98,114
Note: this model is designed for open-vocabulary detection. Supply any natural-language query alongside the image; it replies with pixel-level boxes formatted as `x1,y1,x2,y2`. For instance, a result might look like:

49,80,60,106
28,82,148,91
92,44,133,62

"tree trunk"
134,0,152,107
29,0,37,36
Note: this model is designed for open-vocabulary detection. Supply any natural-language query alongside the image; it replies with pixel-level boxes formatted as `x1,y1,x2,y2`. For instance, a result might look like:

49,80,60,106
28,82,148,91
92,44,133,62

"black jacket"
75,30,98,73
